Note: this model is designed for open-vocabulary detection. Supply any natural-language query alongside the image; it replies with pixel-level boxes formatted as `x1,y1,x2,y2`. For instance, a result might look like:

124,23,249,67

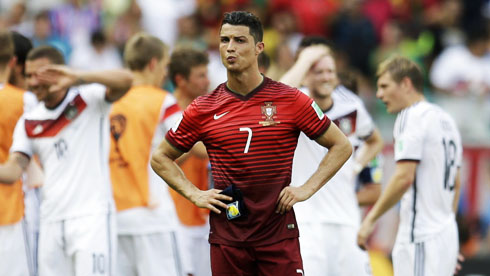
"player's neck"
226,69,263,96
405,92,425,109
44,89,68,109
313,96,333,112
132,71,160,87
0,67,11,84
173,88,193,110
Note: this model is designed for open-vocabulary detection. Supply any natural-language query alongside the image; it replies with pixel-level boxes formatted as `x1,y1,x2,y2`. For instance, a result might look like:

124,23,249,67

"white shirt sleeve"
23,92,38,113
394,111,424,161
355,100,375,140
10,117,34,158
78,83,110,113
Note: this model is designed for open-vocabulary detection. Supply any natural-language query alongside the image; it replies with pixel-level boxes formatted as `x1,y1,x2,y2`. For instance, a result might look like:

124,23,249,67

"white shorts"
393,221,458,276
38,212,116,276
24,187,41,276
176,223,211,276
0,220,33,276
299,223,372,276
117,231,183,276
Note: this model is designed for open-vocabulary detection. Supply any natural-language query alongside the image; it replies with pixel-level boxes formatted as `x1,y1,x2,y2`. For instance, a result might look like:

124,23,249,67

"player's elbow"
341,139,353,163
397,172,415,191
150,148,165,174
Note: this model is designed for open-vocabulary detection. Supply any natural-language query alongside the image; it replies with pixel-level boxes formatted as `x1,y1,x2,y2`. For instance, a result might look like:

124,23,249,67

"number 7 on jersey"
239,127,252,153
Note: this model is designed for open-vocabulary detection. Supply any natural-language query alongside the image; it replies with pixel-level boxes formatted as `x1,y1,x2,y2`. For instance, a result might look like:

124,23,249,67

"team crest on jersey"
259,102,280,126
333,110,357,136
63,103,79,120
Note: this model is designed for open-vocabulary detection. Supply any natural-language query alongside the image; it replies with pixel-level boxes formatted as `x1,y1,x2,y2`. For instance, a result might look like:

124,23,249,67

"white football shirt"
11,84,114,222
292,85,375,226
394,101,462,243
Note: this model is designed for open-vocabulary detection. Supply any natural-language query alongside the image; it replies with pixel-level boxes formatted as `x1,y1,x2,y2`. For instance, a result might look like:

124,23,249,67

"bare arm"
276,123,352,214
279,45,330,88
38,65,133,102
453,168,462,213
353,128,384,174
0,152,30,184
357,161,417,249
357,183,381,206
175,141,208,165
24,158,44,188
151,139,231,214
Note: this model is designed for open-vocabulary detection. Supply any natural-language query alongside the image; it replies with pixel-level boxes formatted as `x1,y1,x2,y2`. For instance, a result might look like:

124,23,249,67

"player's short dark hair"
298,36,332,49
466,23,490,45
221,11,263,43
295,35,334,60
169,48,209,85
11,31,32,66
0,31,14,67
377,56,424,93
124,32,167,71
258,52,270,71
27,45,65,65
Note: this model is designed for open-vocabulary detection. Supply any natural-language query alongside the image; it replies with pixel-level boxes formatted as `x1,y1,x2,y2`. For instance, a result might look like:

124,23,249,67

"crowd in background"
1,0,489,269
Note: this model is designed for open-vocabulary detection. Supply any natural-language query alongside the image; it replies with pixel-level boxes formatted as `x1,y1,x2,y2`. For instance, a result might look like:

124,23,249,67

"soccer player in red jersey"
151,11,352,276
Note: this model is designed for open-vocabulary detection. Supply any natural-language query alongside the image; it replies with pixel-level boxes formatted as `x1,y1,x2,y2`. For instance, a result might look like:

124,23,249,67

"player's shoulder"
333,85,363,103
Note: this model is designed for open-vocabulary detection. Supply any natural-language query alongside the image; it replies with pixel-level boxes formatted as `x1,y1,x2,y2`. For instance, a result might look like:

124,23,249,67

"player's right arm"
453,168,462,213
151,139,231,214
279,45,330,88
0,152,30,184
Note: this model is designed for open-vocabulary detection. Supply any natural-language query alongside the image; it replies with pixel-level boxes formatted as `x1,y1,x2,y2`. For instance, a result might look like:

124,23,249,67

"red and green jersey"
166,77,331,246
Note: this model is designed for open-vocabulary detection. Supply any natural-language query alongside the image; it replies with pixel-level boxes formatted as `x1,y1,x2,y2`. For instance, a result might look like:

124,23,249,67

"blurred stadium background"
1,0,489,275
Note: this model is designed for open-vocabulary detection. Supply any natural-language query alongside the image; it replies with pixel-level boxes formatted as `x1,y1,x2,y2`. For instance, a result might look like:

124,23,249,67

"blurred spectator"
430,23,490,96
258,51,270,75
329,0,377,78
269,0,340,35
9,31,32,89
424,0,465,59
175,14,207,51
136,0,196,47
69,29,122,70
49,0,101,47
262,9,301,80
4,1,32,35
32,10,71,61
107,0,142,53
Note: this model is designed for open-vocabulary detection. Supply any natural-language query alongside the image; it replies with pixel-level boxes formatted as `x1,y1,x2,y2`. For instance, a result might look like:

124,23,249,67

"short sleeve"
159,95,182,134
23,92,38,113
294,90,331,140
78,84,110,113
355,100,375,140
165,99,202,152
394,113,424,161
10,117,34,158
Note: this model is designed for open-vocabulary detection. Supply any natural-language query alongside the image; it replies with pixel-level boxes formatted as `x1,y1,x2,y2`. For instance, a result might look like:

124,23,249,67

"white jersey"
292,85,375,226
11,84,114,222
394,101,462,243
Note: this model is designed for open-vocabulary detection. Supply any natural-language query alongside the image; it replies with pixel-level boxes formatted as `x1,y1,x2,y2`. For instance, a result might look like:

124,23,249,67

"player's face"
376,72,405,113
305,55,338,99
25,57,52,102
155,55,169,87
219,24,263,73
184,64,210,98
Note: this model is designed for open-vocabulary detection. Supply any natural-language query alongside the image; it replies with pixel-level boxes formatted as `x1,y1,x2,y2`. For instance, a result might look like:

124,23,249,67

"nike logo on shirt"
214,112,229,120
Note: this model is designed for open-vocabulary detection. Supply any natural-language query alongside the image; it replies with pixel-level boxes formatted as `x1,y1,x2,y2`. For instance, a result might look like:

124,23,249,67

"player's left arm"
452,167,462,213
0,152,30,184
353,128,384,174
357,183,381,207
357,160,417,249
276,122,352,214
37,65,133,102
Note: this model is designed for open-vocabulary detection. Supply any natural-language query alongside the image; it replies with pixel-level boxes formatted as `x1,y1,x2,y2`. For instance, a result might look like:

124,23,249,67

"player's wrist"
353,161,364,175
